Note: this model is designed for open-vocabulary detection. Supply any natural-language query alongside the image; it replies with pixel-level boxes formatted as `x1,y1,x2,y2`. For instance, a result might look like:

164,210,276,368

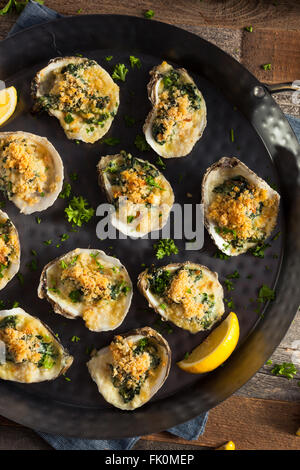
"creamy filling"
152,67,201,145
0,136,57,205
208,175,278,252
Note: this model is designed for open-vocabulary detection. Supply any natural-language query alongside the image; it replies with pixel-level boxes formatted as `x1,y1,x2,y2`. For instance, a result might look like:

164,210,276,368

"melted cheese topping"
46,250,131,331
41,59,119,142
0,215,19,283
148,264,224,333
0,136,57,205
104,153,174,236
208,181,278,250
151,63,203,150
0,327,42,364
0,313,65,383
110,336,151,387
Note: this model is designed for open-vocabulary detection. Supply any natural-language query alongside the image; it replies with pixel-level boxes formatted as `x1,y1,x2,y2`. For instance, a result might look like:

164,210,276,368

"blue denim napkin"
5,0,209,450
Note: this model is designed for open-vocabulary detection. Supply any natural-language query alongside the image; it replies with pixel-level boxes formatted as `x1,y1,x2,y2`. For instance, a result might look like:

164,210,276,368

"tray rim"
0,13,299,439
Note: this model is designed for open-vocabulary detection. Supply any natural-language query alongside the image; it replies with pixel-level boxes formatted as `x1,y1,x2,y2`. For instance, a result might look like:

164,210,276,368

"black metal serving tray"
0,15,299,439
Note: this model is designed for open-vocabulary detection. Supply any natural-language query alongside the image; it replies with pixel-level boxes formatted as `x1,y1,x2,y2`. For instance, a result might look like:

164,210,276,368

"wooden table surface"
0,0,299,451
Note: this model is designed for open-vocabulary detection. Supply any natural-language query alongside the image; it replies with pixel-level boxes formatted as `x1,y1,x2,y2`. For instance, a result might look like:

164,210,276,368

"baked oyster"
0,131,63,214
0,307,73,383
0,210,20,290
202,157,280,256
38,248,132,332
87,326,171,410
32,56,119,144
138,262,224,334
97,151,174,237
143,61,207,158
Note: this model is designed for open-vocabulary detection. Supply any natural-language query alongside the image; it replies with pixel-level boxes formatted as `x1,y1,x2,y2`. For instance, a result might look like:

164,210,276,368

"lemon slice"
177,312,239,373
0,86,17,126
216,441,236,450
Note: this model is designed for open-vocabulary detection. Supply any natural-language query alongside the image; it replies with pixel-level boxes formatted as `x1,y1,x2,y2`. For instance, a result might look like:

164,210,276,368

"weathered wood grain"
2,0,300,31
0,396,299,450
142,396,300,450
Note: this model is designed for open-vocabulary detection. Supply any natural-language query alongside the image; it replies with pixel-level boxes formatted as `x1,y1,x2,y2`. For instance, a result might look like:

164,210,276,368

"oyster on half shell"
32,57,120,144
143,61,207,158
0,210,20,290
97,151,174,237
0,308,73,383
138,262,225,334
0,131,63,214
87,326,171,410
38,248,132,332
202,157,280,256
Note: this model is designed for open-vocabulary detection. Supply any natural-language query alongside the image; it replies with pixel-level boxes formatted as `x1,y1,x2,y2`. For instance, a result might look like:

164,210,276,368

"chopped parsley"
59,183,72,199
134,134,150,151
35,217,42,224
102,137,120,146
227,270,240,279
271,362,297,380
60,233,69,242
257,284,275,303
144,9,154,19
43,240,52,246
69,289,82,303
245,26,253,32
64,113,74,124
129,56,141,69
155,156,166,170
213,249,230,260
153,239,179,260
127,215,135,223
250,242,271,258
71,335,80,343
17,273,24,286
0,0,44,16
224,279,234,292
70,172,78,182
105,56,113,62
112,63,128,82
65,196,94,227
262,63,272,71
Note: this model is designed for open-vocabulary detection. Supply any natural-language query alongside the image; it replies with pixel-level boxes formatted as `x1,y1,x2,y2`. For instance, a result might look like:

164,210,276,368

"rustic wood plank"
142,396,300,450
241,29,300,83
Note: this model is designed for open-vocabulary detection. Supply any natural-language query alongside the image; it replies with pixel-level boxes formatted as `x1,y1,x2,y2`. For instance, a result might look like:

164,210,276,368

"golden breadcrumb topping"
155,89,192,144
110,336,151,387
208,183,277,243
166,268,212,319
61,263,111,303
0,327,42,364
0,136,55,204
113,168,159,205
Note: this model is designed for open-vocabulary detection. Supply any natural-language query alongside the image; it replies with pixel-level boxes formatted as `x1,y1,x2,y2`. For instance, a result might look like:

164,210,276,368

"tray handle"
265,82,300,94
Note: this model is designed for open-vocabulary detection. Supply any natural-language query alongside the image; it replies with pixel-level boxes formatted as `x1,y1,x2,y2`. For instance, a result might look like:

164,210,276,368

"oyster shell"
0,210,20,290
0,307,73,383
38,248,132,332
32,57,119,144
87,326,171,410
97,151,174,237
143,61,207,158
0,131,63,214
138,262,225,334
202,157,280,256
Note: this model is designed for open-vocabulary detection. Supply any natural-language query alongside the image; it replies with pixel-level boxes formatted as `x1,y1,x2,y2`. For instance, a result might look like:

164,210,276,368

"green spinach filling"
110,337,161,404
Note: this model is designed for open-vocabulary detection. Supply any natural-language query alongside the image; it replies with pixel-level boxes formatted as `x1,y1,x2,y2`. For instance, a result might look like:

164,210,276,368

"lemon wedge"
216,441,236,450
0,86,17,126
177,312,239,373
